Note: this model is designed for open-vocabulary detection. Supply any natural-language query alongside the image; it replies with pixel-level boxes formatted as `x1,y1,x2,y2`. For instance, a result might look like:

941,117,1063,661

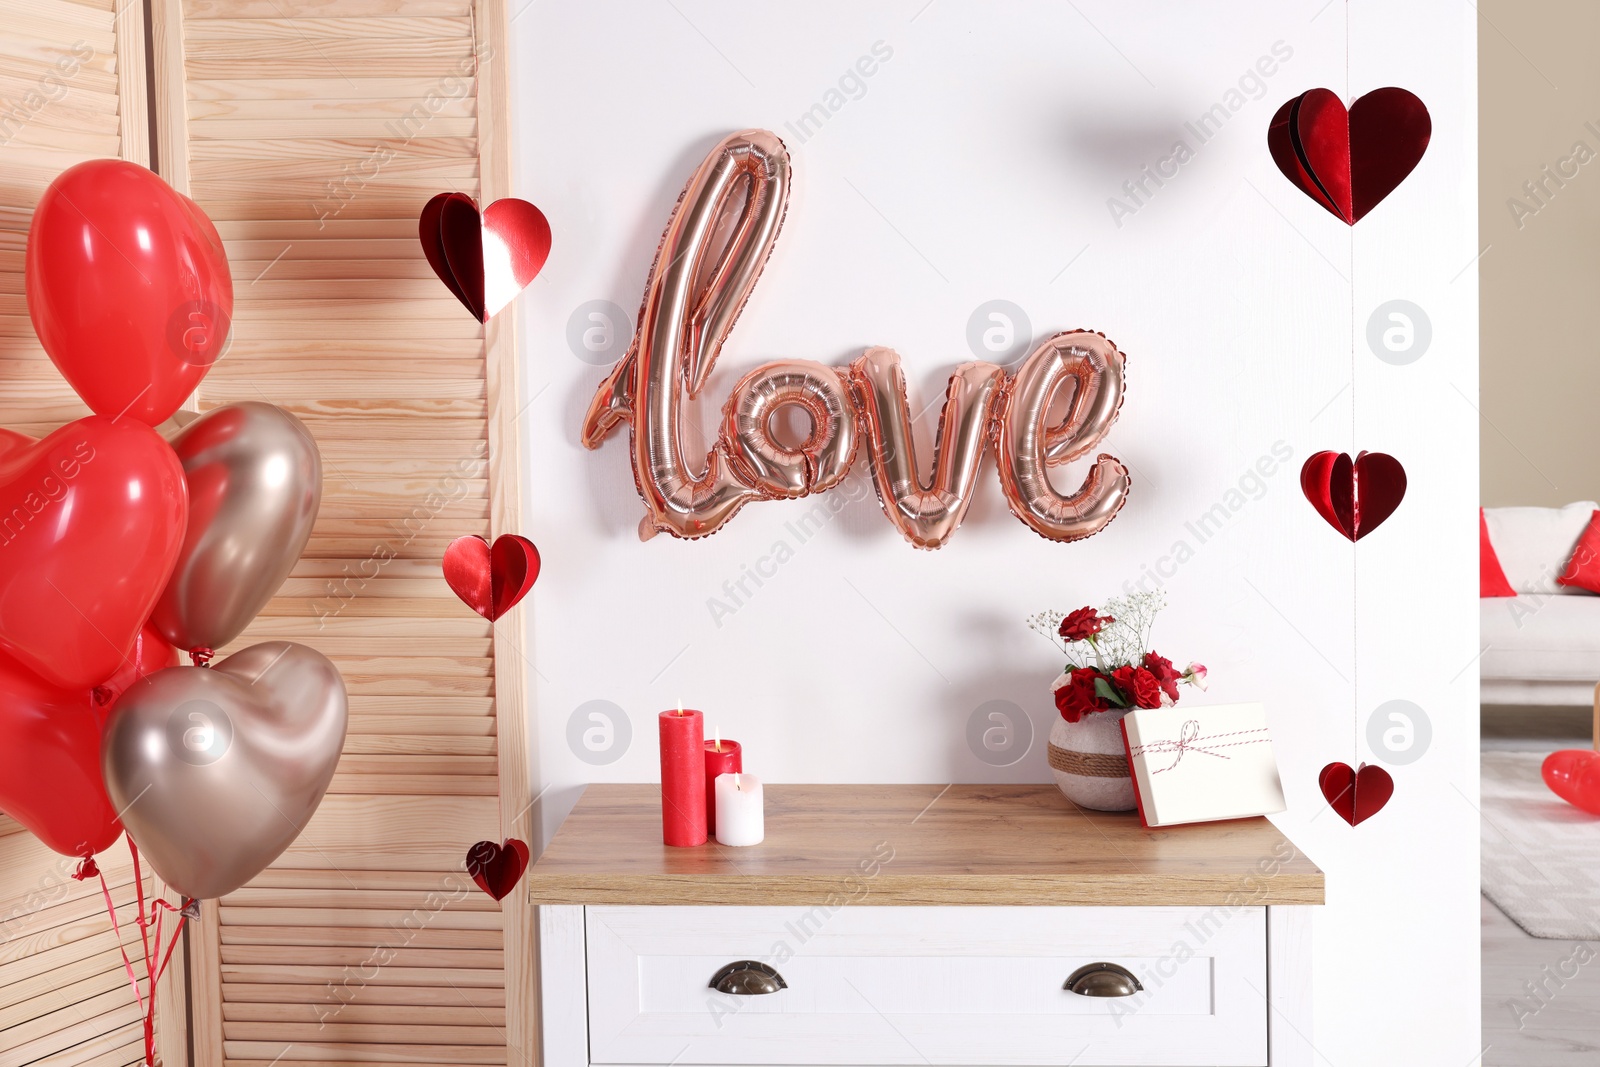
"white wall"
511,2,1479,1062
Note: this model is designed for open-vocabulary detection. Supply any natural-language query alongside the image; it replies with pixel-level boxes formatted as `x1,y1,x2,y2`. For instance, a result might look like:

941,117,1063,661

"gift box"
1120,703,1287,827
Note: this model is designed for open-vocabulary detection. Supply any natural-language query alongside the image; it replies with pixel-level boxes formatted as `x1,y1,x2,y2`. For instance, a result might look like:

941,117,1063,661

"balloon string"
129,838,153,977
95,865,146,1017
190,647,214,667
106,836,196,1066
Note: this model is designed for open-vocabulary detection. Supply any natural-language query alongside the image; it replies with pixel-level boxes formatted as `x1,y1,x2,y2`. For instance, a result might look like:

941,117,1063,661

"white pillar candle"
714,772,764,846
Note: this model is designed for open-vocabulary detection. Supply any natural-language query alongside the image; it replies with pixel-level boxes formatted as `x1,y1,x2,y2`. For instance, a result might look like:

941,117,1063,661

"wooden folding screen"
0,3,187,1065
0,0,532,1064
148,0,532,1064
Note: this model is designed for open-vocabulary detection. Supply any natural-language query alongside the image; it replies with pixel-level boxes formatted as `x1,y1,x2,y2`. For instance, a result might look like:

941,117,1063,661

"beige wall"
1482,1,1600,506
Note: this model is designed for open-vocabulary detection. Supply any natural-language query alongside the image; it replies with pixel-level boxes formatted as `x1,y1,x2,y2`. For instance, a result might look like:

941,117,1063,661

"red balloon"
0,625,176,857
1542,750,1600,815
26,160,233,426
0,416,187,689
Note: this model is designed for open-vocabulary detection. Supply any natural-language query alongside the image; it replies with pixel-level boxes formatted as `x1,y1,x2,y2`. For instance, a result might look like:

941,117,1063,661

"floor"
1482,705,1600,1064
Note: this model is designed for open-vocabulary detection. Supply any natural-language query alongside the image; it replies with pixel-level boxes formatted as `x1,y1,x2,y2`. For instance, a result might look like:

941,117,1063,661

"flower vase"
1048,710,1138,812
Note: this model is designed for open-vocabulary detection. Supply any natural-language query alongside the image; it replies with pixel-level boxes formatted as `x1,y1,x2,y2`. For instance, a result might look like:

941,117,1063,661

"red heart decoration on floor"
466,838,529,901
443,534,541,621
1268,87,1431,224
0,417,188,689
1319,762,1394,826
1542,750,1600,815
1300,451,1406,542
420,193,551,322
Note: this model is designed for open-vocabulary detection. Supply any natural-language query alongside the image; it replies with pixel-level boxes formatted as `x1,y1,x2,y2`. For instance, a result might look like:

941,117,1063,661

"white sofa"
1482,501,1600,705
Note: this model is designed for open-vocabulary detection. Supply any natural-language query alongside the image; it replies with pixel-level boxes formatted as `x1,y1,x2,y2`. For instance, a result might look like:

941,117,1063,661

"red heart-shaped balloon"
27,160,233,425
1542,750,1600,815
0,417,188,689
420,193,551,322
1267,87,1431,224
0,625,174,858
1300,451,1406,542
443,534,540,622
466,838,529,901
1319,761,1394,826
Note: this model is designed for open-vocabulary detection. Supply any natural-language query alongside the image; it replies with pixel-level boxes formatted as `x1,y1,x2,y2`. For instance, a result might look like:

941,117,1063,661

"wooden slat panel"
223,981,503,1005
155,3,527,1060
0,1,177,1062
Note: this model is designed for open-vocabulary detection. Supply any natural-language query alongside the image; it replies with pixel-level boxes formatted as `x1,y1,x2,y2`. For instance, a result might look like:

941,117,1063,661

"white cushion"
1483,502,1598,595
1481,595,1600,682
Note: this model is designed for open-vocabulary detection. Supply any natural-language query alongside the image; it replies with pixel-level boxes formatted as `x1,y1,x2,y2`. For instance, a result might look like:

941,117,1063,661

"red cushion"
1557,509,1600,594
1481,508,1516,597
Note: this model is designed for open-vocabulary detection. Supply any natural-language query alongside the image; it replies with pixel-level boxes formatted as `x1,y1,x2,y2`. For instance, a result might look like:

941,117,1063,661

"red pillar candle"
658,707,706,846
703,737,742,835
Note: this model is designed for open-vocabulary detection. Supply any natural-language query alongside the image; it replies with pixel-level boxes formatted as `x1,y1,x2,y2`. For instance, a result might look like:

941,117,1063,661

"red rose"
1059,607,1113,643
1129,668,1164,709
1108,665,1161,709
1053,667,1104,723
1143,652,1181,703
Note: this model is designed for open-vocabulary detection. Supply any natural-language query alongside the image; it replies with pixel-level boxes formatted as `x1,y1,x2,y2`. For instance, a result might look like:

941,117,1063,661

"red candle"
658,707,706,846
703,736,742,835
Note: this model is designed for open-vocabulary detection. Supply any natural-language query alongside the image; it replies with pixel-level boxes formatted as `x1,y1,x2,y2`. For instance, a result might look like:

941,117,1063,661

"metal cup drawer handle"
1064,962,1144,997
710,960,787,995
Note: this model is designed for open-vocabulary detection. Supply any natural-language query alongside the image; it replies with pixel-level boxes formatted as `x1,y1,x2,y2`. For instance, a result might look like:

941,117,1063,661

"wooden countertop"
528,784,1323,907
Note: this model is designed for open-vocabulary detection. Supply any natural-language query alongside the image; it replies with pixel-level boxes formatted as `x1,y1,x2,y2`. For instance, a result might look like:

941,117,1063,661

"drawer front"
585,905,1267,1066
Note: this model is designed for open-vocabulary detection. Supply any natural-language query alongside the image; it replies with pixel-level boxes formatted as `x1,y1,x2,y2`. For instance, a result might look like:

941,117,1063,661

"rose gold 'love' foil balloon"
848,347,1006,550
995,331,1130,542
581,129,791,540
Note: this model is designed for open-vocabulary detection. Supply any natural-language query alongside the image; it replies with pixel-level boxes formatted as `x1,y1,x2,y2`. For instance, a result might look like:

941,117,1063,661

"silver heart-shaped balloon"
102,641,347,900
152,401,322,655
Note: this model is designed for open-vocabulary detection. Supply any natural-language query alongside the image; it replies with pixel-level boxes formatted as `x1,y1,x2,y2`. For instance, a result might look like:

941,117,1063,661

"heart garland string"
1273,65,1429,827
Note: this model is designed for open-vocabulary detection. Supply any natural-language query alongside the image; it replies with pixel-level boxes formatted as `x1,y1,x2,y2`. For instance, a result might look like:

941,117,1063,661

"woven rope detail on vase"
1047,743,1131,779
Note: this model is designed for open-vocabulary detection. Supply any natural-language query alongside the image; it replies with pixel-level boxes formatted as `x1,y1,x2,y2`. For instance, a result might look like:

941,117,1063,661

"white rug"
1482,750,1600,939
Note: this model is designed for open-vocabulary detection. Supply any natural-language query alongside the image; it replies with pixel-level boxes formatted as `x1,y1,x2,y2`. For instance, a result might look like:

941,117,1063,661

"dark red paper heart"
1268,87,1431,224
419,193,551,322
466,838,529,901
419,192,479,315
1300,451,1406,541
443,534,541,622
1319,762,1394,826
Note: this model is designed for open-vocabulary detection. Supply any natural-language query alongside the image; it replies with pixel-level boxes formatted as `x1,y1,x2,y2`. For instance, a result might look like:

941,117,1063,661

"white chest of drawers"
529,785,1323,1067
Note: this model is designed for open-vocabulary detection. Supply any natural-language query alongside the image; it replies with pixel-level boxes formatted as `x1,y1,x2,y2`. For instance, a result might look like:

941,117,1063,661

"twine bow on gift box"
1130,721,1272,774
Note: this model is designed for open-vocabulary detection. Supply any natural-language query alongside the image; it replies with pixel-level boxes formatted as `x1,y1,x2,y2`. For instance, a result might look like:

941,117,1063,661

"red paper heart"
443,534,540,621
1542,750,1600,815
466,838,529,901
1319,761,1394,826
1300,451,1406,542
419,192,478,315
419,193,551,322
1268,87,1431,224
